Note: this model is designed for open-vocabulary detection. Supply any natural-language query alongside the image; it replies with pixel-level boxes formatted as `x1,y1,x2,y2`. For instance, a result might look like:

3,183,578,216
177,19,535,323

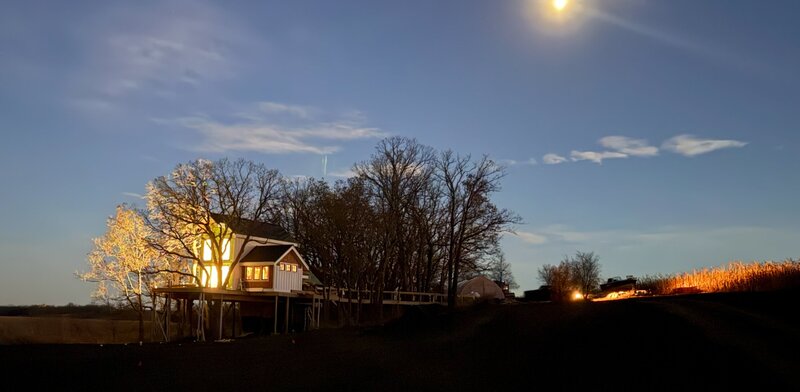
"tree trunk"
137,304,145,343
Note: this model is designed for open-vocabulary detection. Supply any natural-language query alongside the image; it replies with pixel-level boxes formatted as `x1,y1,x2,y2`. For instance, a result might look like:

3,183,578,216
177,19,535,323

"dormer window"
202,238,231,261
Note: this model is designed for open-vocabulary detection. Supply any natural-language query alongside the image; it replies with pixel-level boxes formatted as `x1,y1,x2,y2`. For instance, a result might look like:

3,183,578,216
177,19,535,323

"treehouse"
192,213,313,293
154,214,322,340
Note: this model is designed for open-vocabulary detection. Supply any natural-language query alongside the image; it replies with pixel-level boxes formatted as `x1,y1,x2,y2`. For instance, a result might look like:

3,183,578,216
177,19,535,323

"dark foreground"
3,290,800,391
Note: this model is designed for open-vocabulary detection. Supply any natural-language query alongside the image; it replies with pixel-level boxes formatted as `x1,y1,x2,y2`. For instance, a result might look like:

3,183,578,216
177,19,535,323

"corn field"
637,259,800,295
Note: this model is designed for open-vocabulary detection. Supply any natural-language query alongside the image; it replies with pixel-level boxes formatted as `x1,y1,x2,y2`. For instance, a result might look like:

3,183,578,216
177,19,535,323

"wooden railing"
320,287,469,305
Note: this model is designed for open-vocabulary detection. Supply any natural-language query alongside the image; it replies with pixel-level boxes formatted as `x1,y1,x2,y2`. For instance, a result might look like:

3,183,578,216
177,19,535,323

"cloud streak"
514,231,548,245
122,192,145,199
501,158,537,167
167,102,387,155
570,150,628,164
599,136,659,157
662,134,748,157
542,153,568,165
546,134,745,166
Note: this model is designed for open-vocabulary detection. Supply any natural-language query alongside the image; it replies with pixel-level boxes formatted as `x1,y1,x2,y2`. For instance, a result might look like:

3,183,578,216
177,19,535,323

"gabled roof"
241,245,293,262
240,245,311,271
210,213,295,243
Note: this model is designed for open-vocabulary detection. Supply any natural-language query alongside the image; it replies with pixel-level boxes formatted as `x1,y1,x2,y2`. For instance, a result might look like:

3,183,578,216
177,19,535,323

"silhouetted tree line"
278,137,520,314
538,251,602,301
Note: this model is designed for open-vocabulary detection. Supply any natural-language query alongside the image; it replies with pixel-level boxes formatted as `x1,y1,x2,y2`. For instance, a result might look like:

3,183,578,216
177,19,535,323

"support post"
218,294,224,341
273,296,278,335
284,296,290,334
165,294,171,342
232,302,236,338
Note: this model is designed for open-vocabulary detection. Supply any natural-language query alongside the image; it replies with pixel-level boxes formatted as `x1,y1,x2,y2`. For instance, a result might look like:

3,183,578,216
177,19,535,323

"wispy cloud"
599,136,658,157
166,102,387,155
542,153,568,165
547,134,744,165
662,134,748,157
328,168,357,178
570,150,628,164
514,231,548,245
501,158,537,167
258,102,313,119
122,192,145,199
69,1,258,112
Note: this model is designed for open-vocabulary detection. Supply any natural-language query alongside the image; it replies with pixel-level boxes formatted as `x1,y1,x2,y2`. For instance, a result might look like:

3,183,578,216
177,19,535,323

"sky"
2,0,800,305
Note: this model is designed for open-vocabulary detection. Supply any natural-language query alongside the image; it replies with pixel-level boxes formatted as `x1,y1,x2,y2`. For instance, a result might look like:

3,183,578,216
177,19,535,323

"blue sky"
2,0,799,305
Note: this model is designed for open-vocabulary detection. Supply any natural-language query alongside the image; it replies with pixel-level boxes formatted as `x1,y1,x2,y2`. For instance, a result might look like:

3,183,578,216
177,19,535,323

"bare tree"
145,158,283,340
487,251,519,291
145,158,283,290
354,137,436,316
438,151,521,307
538,257,574,301
570,251,602,299
538,251,602,301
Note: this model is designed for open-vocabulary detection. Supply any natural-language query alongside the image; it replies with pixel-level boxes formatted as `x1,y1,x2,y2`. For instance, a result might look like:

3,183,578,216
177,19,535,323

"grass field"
637,259,800,294
2,289,799,390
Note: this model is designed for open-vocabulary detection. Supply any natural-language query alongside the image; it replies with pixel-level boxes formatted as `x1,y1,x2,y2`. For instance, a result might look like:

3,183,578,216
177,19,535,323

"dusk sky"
2,0,799,305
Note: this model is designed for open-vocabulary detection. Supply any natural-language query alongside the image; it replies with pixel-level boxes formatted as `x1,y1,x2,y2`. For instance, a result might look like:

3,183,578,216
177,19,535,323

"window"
279,264,285,271
245,266,253,280
202,238,231,261
244,266,269,281
196,265,229,288
292,265,297,272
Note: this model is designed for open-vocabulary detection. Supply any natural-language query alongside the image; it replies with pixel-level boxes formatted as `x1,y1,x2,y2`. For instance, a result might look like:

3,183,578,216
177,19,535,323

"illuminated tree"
538,251,602,301
145,158,283,290
145,158,283,340
78,205,167,342
538,258,574,301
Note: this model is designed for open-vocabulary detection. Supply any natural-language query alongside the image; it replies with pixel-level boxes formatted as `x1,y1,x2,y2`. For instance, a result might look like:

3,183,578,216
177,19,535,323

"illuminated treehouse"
155,213,321,341
191,213,312,293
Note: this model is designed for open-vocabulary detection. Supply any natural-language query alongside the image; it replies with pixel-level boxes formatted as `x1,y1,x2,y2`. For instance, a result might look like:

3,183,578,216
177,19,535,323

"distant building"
493,280,515,299
457,276,506,301
524,285,552,301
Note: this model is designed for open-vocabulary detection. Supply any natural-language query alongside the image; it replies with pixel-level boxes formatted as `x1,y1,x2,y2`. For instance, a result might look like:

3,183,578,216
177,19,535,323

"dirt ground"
2,290,799,390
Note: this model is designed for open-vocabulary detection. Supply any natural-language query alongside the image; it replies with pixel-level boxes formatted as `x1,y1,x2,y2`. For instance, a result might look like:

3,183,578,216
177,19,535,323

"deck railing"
320,287,470,305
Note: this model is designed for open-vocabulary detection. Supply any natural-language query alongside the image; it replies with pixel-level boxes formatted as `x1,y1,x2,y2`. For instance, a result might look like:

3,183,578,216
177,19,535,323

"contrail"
322,155,328,177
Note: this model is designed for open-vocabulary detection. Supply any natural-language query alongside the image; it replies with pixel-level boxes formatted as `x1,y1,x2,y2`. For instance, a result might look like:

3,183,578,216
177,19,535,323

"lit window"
202,238,231,261
198,265,229,287
202,240,212,261
245,266,253,280
262,267,269,280
292,265,297,272
254,266,262,280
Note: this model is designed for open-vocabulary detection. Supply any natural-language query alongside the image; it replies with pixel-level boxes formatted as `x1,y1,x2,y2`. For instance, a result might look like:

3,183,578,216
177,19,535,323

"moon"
553,0,569,11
